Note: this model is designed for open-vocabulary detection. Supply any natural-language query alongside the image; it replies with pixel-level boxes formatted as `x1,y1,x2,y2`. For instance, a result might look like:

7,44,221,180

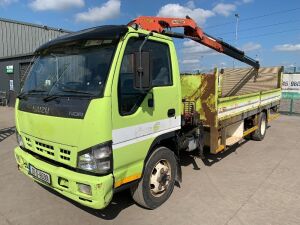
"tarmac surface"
0,106,300,225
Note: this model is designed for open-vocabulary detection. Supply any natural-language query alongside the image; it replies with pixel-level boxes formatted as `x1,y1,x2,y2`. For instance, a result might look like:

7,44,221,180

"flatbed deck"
181,66,283,153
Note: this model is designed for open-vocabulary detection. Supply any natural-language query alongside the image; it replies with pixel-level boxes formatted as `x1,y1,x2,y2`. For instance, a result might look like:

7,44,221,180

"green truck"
14,18,282,210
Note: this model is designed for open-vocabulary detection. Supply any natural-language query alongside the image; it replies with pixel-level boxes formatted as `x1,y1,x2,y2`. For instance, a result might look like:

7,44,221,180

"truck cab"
15,25,182,209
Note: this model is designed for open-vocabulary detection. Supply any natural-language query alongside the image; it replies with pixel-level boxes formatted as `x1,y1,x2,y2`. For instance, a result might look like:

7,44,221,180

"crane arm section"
128,16,259,69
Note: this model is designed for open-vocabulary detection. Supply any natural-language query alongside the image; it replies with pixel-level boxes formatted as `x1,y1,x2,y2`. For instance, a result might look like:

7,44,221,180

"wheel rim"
150,159,172,197
260,116,266,136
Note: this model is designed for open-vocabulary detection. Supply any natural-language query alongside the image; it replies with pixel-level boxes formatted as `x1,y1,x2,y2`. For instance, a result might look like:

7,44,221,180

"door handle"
168,108,175,117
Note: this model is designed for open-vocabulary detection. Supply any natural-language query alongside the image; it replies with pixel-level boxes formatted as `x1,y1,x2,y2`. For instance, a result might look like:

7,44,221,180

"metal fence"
280,98,300,115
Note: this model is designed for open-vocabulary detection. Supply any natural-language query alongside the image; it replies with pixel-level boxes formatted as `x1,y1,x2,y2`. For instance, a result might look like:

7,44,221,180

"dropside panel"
220,66,282,97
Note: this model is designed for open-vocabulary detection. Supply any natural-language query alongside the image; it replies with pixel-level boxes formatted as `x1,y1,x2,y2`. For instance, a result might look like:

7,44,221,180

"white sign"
9,80,14,91
282,74,300,92
6,65,14,74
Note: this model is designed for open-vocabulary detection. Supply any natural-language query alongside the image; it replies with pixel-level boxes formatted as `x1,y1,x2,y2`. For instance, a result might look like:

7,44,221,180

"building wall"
0,18,69,59
0,55,33,106
0,18,71,106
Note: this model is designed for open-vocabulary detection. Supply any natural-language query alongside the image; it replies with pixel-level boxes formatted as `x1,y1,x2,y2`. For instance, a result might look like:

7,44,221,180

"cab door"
111,33,181,188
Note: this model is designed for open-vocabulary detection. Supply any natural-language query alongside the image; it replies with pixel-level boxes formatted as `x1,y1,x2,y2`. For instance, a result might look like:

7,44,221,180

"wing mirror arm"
134,32,153,91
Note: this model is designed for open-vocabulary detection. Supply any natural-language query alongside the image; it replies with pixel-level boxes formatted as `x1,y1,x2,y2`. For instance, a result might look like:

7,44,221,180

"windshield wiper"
18,89,47,100
43,95,60,102
60,89,96,95
43,89,96,102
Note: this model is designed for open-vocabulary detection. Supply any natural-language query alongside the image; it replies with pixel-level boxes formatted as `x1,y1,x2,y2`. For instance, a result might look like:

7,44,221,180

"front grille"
60,149,71,161
25,137,32,147
22,134,76,167
35,141,55,156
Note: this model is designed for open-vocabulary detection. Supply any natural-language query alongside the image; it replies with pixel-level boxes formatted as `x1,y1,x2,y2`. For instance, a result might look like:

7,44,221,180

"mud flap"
198,123,205,159
175,157,182,183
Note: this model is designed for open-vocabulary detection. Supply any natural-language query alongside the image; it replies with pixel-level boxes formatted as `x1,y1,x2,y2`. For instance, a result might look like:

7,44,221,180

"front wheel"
252,112,267,141
130,146,177,209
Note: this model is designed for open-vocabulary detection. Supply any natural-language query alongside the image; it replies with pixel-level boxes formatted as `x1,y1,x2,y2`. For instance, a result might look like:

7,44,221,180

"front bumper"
14,147,114,209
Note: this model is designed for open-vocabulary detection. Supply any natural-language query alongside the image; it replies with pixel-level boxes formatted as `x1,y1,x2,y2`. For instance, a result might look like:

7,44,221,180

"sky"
1,0,300,72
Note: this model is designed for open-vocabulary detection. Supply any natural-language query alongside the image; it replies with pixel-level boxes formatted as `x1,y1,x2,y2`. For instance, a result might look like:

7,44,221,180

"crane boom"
128,16,260,69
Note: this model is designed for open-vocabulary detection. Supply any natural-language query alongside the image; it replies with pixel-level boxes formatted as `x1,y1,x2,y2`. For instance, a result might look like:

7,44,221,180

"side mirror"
133,51,152,91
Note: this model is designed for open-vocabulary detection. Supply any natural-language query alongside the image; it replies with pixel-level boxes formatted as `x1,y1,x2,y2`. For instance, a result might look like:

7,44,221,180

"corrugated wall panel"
21,24,26,55
0,21,4,56
36,27,42,48
12,23,18,55
0,19,70,58
2,22,8,57
25,26,30,53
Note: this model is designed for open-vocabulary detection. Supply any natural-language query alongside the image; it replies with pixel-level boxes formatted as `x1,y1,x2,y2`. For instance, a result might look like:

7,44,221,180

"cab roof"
35,25,128,53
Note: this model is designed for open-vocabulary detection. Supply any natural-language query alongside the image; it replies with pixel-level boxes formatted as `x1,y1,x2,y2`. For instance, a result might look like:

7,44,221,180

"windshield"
22,39,117,97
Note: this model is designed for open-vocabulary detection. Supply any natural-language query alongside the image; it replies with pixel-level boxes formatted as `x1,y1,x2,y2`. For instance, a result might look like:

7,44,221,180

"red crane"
128,16,260,69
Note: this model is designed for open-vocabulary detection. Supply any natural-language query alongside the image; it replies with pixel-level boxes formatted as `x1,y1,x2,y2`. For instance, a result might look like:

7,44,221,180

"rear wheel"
130,146,177,209
252,112,267,141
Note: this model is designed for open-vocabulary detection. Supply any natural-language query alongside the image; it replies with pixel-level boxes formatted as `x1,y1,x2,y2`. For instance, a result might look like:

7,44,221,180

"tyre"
252,112,267,141
130,146,177,209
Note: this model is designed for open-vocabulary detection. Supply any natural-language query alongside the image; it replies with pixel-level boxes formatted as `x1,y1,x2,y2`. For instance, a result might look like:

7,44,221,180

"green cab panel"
15,97,112,167
109,30,182,187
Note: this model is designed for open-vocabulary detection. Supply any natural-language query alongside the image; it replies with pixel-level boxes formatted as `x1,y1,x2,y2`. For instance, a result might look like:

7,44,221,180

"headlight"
77,142,112,174
16,131,24,148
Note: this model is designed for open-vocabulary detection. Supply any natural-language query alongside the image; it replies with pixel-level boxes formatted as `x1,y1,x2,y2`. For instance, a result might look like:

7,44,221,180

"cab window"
118,38,172,115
